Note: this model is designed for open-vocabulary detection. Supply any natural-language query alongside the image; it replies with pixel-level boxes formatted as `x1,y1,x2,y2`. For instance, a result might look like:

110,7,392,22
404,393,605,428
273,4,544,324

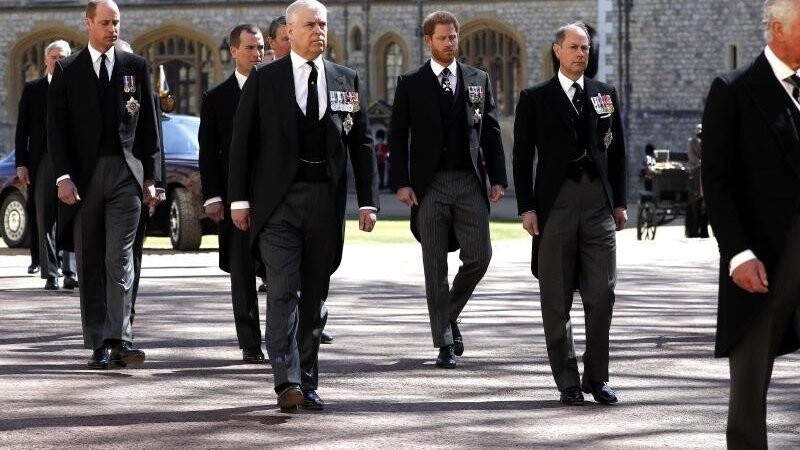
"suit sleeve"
607,86,627,208
479,72,507,187
198,90,222,201
228,67,259,204
701,76,748,261
47,61,71,180
153,92,166,188
512,89,537,215
389,74,411,190
14,84,32,169
347,70,379,209
135,59,160,184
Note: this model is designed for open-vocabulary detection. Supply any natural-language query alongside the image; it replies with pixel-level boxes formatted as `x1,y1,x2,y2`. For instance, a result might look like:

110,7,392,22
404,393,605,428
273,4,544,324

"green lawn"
142,219,529,249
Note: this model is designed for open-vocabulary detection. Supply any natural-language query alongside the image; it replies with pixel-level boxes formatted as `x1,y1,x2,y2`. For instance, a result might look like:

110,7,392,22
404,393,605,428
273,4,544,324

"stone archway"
371,32,410,104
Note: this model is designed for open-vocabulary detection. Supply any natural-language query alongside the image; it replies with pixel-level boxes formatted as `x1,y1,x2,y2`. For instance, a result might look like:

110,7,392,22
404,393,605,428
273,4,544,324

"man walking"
48,0,161,369
15,39,77,290
228,0,378,411
512,22,627,405
199,24,266,364
702,1,800,447
389,10,507,369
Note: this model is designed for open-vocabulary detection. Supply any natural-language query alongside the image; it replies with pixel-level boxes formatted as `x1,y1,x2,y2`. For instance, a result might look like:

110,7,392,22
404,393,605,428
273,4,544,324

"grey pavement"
0,226,798,449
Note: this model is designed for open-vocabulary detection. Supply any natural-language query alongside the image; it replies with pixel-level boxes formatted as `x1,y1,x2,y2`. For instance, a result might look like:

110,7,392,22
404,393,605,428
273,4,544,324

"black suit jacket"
47,47,161,240
199,74,240,272
15,76,49,175
512,76,626,277
228,56,379,273
702,51,800,357
389,60,507,246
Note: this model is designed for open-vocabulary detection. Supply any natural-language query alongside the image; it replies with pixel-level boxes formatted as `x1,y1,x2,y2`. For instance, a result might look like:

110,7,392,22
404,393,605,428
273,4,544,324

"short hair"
85,0,116,19
286,0,327,24
229,24,262,48
554,22,590,45
44,39,71,57
763,0,800,41
422,11,459,36
268,15,287,40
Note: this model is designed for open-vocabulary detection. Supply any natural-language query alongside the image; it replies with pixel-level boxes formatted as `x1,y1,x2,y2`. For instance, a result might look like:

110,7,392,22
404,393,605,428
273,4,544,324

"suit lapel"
546,77,578,143
423,61,445,132
77,49,102,123
744,52,800,176
112,49,125,124
324,60,345,158
276,57,299,156
584,78,601,147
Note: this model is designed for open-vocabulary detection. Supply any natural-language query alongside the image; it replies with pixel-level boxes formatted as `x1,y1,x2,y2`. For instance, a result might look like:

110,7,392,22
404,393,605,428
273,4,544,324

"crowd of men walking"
11,0,800,448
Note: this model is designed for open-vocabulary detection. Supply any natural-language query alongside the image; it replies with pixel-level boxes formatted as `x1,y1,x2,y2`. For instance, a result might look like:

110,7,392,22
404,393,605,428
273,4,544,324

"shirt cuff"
230,201,250,210
56,174,71,185
146,184,156,199
203,196,222,208
359,206,377,211
729,250,756,276
521,210,536,216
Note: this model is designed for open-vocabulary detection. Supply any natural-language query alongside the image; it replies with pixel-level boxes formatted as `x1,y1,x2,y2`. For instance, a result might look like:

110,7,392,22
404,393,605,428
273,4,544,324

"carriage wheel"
637,201,657,240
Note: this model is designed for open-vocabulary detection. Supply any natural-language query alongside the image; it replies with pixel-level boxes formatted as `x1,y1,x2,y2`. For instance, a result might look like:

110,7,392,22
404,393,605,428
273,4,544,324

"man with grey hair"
513,22,626,406
702,0,800,447
15,39,77,290
229,0,379,411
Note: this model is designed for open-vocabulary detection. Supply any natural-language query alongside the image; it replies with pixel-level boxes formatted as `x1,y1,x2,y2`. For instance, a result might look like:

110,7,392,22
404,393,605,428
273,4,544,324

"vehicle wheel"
636,201,657,241
169,187,201,250
1,190,30,248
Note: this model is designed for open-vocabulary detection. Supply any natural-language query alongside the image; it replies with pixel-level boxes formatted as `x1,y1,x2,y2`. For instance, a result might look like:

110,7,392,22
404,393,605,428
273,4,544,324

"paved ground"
0,225,798,449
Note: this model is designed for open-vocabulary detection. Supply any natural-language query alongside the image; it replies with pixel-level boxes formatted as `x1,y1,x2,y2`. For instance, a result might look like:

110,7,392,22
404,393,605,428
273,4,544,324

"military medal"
591,93,614,115
468,84,484,124
343,113,354,135
123,75,137,93
603,129,613,149
126,97,140,116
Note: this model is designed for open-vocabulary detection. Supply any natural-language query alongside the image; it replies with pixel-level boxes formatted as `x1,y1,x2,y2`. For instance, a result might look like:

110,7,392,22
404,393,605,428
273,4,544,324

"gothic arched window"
384,42,404,104
459,26,523,116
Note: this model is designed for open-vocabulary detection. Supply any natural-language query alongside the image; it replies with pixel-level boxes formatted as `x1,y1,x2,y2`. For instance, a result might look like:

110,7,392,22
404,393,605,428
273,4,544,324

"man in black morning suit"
228,0,379,411
389,10,507,369
15,40,77,290
199,24,267,364
48,0,161,370
512,23,627,405
702,1,800,447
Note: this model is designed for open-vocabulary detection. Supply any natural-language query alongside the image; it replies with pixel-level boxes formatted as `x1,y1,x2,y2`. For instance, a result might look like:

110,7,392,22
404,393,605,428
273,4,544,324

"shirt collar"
290,50,324,72
557,70,584,94
47,73,53,84
765,45,797,82
88,43,115,66
234,70,249,89
430,58,457,77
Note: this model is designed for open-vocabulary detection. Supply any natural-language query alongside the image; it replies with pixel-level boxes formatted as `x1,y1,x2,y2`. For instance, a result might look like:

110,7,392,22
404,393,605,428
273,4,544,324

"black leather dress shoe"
109,341,145,368
320,330,334,344
301,390,324,410
582,381,618,404
44,277,59,290
87,347,109,369
435,345,456,368
277,385,303,412
27,264,39,274
451,321,464,356
62,275,78,290
560,386,585,405
242,346,266,363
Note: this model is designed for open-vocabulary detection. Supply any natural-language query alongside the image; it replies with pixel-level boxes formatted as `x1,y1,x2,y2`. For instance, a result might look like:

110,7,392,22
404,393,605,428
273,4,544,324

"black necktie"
441,67,454,103
306,61,318,121
99,53,109,93
572,82,584,115
786,74,800,103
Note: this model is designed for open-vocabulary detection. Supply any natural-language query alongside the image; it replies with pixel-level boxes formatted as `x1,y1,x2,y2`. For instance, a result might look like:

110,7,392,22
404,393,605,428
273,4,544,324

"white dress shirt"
290,50,327,120
430,58,458,93
557,70,585,112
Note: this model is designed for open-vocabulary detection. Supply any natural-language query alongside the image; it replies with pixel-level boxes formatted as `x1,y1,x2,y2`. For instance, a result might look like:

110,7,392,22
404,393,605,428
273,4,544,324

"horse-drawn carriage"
637,150,693,240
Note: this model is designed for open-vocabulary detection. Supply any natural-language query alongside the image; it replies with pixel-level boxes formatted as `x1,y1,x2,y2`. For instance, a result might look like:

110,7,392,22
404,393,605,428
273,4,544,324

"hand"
396,187,418,207
57,179,80,205
231,208,250,232
614,207,628,231
358,209,377,232
731,258,769,294
521,211,539,236
16,167,30,186
204,201,225,223
489,184,505,203
149,188,166,209
142,181,155,207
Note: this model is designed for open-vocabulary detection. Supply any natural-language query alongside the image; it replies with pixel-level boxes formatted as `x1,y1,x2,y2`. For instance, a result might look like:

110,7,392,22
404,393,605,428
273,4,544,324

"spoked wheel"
637,201,657,240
